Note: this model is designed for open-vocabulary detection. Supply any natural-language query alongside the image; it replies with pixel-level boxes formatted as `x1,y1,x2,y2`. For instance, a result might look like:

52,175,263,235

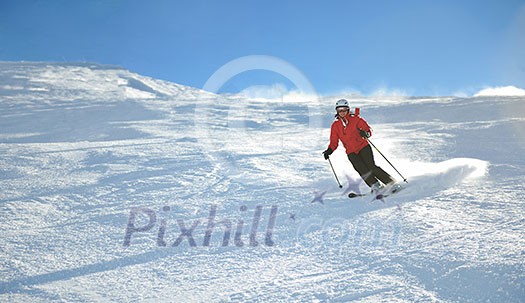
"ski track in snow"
0,62,524,302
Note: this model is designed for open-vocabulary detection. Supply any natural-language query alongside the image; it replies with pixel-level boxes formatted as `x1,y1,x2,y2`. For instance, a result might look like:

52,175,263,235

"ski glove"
358,129,371,138
323,148,333,160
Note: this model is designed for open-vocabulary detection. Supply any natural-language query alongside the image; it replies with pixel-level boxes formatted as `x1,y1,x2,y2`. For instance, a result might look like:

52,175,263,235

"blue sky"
1,0,524,96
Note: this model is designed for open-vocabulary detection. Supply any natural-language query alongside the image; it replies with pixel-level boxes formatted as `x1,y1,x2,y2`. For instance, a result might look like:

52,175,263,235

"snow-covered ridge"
474,85,525,97
0,61,215,101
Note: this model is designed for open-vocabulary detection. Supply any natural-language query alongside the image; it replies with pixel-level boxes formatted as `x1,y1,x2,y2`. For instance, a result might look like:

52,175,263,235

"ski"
348,192,367,198
348,184,406,199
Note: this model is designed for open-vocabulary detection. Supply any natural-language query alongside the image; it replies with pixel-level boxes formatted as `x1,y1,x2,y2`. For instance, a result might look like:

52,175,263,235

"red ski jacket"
328,115,372,155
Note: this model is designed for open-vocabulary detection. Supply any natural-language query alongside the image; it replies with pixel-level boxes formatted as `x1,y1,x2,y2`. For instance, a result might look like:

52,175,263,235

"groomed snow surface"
0,62,524,302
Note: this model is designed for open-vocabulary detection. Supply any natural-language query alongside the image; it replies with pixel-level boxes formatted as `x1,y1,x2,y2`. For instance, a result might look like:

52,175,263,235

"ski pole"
367,138,408,183
327,158,343,188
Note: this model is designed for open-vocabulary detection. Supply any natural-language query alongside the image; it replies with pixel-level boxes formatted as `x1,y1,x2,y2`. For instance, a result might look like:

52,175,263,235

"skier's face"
337,107,349,118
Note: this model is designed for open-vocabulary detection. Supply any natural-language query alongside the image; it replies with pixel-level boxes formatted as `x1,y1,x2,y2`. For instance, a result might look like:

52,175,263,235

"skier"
323,99,396,192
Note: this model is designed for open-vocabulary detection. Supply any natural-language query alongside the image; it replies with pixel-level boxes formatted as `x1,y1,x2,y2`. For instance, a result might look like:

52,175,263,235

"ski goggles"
336,107,349,113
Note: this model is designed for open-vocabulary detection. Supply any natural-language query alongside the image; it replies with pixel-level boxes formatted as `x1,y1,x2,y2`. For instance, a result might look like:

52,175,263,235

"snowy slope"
0,62,524,302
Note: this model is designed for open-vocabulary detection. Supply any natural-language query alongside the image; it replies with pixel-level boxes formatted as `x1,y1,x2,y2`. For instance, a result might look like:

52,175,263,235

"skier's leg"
347,152,378,187
359,145,395,185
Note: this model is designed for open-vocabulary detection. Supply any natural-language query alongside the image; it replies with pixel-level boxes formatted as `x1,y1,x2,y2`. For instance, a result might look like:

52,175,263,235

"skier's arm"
323,123,339,159
328,123,339,151
357,117,372,137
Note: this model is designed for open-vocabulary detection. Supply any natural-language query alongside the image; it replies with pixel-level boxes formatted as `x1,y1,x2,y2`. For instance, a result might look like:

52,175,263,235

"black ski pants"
347,145,394,187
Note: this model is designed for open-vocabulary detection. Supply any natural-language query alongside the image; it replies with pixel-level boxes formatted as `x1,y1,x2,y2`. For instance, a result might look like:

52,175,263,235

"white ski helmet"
335,99,349,109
